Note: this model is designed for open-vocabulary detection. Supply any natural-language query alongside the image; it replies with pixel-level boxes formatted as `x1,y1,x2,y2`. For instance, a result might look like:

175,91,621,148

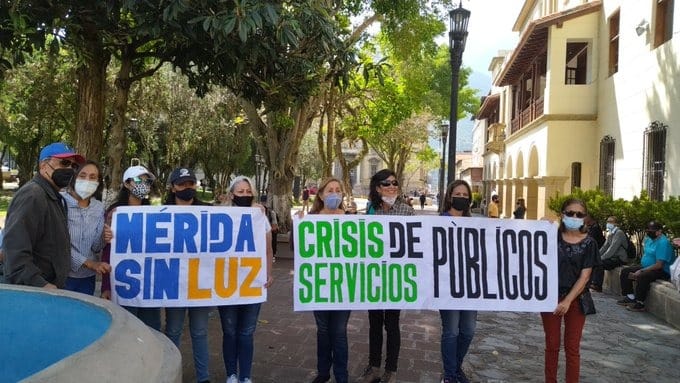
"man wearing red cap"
3,142,85,288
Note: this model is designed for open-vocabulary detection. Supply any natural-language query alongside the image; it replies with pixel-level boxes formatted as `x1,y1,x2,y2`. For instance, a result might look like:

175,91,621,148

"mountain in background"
455,69,492,152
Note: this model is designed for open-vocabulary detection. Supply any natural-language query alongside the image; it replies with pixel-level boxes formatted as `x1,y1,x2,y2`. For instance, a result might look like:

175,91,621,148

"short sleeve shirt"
557,235,598,296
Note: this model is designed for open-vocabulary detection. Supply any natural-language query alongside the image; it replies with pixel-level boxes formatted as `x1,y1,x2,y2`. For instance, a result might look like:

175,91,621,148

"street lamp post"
438,122,449,212
447,1,470,187
254,154,264,196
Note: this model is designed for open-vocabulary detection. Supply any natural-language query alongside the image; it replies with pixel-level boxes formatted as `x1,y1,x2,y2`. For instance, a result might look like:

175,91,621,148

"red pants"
540,299,585,383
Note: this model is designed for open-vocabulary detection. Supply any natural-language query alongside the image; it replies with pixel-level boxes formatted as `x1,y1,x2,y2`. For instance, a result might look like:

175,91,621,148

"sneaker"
311,376,330,383
226,375,238,383
357,365,381,383
441,378,455,383
456,369,470,383
381,370,396,383
627,302,646,312
617,296,636,306
241,379,252,383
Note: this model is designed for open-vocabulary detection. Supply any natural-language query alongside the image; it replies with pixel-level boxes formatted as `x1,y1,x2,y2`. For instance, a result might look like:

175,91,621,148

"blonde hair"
310,177,345,213
224,175,256,206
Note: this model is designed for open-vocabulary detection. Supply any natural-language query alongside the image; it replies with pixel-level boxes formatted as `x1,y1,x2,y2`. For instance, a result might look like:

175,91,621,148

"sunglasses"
53,158,80,170
131,177,153,185
563,211,586,218
379,180,399,187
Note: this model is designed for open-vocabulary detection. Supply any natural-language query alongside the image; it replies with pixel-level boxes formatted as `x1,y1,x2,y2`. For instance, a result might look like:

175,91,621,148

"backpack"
624,233,637,260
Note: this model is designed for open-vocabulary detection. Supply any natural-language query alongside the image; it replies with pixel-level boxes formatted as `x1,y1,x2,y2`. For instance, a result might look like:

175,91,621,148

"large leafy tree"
125,66,252,199
0,47,77,185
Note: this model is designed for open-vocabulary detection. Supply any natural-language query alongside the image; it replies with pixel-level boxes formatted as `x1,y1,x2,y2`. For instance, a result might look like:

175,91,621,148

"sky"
434,0,525,151
457,0,525,75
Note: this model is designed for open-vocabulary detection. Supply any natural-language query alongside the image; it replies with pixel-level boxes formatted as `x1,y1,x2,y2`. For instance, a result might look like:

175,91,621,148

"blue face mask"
563,216,584,230
324,193,343,210
606,223,616,232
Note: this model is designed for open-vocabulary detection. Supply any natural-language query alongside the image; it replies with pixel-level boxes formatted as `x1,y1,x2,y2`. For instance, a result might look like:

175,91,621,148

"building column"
534,176,568,220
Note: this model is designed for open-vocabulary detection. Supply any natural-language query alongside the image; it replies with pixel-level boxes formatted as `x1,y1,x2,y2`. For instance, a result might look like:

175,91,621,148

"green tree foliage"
421,45,479,122
548,188,680,260
0,47,76,185
125,66,252,199
297,126,323,191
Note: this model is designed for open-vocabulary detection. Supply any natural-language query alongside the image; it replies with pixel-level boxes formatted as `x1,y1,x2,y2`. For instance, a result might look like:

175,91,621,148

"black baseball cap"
169,168,197,185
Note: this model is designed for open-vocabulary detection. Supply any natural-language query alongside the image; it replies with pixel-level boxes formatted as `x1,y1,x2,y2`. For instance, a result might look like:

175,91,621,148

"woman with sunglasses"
438,180,476,383
62,160,112,295
541,198,597,383
219,175,273,383
100,165,162,330
358,169,414,383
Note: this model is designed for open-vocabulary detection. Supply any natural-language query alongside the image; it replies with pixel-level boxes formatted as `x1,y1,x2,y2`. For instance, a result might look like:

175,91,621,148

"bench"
604,267,680,329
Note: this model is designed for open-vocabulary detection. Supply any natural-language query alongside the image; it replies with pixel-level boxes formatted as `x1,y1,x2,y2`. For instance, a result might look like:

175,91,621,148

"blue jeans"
314,310,351,383
165,307,211,382
124,306,161,331
440,310,477,379
65,276,96,295
218,303,261,380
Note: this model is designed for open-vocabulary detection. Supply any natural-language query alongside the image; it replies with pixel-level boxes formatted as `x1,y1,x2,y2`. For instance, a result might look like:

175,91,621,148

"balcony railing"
485,123,506,154
510,97,544,134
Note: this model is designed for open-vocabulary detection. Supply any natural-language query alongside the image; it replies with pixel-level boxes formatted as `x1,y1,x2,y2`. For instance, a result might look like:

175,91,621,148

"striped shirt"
61,192,106,278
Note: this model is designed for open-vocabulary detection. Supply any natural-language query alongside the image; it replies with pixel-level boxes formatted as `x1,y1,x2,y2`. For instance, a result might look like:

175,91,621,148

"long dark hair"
69,160,104,201
442,179,472,217
107,181,151,213
558,197,588,233
368,169,397,210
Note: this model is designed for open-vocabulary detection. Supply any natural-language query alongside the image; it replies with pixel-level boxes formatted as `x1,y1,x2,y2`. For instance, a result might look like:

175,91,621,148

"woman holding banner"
358,169,414,383
163,167,213,383
219,175,274,383
301,177,351,383
100,165,162,330
438,180,476,383
541,198,597,383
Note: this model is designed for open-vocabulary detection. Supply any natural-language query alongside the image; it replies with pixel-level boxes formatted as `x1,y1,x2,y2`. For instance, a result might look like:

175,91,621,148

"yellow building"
477,0,678,219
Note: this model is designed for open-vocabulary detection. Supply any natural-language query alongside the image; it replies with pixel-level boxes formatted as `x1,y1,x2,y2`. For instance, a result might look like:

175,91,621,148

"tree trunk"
74,29,110,162
105,56,134,193
241,99,320,233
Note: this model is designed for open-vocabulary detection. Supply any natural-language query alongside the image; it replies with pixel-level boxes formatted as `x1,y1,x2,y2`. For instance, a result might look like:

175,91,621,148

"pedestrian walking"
439,180,476,383
541,198,597,383
219,175,274,383
302,186,310,213
357,169,414,383
163,167,213,383
513,198,526,219
419,193,426,210
3,142,84,288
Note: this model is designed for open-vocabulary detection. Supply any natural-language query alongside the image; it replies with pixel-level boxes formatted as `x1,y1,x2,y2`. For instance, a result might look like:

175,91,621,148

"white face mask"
74,180,99,200
381,196,397,205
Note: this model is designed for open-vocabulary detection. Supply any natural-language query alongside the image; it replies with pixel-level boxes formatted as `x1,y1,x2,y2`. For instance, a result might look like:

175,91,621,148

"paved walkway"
174,208,680,383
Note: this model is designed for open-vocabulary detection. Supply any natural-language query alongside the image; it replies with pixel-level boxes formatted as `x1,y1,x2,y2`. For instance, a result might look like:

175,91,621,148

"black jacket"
3,175,71,287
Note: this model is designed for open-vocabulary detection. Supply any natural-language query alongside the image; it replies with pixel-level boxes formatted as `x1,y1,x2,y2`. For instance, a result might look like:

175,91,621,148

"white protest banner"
111,205,268,307
293,215,558,312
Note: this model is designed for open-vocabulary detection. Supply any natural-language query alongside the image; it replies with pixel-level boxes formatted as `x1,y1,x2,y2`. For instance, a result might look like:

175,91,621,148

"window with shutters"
642,121,667,201
599,136,615,197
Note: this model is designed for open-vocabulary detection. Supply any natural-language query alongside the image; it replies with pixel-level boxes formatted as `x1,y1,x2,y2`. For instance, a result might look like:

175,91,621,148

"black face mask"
232,195,254,207
175,188,196,201
51,168,75,189
646,231,658,239
451,197,470,212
